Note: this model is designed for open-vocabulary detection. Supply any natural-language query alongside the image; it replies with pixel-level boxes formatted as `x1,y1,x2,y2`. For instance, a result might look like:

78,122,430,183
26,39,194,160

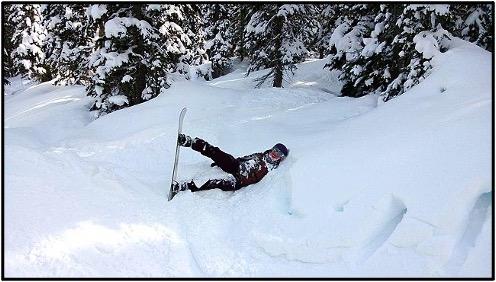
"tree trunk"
131,5,146,106
272,15,284,88
236,5,249,61
273,65,283,88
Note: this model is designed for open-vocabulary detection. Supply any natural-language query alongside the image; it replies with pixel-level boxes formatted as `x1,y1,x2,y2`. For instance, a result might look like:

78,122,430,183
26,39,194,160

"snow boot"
171,180,194,195
178,134,193,147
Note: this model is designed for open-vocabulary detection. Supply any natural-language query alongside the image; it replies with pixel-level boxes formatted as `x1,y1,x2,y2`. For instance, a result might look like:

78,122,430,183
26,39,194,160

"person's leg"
184,178,239,192
189,138,240,175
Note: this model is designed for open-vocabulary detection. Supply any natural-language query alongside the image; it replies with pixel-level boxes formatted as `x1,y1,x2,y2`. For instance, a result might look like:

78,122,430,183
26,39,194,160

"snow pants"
187,138,241,192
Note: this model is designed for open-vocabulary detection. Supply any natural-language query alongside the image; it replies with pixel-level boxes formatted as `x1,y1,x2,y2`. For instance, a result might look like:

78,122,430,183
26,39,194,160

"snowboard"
168,107,187,201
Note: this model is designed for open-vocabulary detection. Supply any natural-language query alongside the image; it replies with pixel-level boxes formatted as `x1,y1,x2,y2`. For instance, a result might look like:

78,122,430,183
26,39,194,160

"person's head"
266,143,289,167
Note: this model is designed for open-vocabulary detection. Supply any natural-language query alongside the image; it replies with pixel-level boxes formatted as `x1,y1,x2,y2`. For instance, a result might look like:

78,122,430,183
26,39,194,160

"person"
171,134,289,197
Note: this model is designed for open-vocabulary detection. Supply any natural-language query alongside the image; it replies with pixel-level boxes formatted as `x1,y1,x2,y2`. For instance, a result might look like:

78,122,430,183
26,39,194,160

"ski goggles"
269,147,285,161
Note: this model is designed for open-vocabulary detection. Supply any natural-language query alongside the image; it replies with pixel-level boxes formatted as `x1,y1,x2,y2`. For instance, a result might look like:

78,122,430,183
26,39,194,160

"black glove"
210,162,217,167
178,134,192,147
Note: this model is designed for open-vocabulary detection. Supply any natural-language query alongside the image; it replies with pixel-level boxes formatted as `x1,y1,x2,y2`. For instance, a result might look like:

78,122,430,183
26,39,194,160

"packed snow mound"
4,41,492,277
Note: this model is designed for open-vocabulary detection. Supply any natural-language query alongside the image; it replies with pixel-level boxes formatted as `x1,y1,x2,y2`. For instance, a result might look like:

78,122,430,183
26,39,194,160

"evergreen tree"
5,3,492,109
174,4,208,79
455,4,493,51
309,4,343,59
324,4,378,79
326,4,463,101
3,5,18,84
328,3,395,99
87,4,207,117
203,4,237,78
9,4,52,82
232,4,257,61
43,4,93,85
376,4,456,101
245,4,311,87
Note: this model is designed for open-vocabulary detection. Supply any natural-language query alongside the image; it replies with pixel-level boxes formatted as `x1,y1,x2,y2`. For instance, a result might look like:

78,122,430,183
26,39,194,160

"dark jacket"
187,138,273,192
235,153,270,187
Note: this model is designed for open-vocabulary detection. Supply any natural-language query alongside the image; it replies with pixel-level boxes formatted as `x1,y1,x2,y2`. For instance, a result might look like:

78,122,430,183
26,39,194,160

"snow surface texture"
3,41,492,278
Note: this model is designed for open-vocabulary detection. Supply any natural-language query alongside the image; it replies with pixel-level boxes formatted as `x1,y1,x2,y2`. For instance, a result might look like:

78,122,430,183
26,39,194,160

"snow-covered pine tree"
175,4,208,79
9,4,52,82
232,4,257,61
43,4,93,85
87,4,162,116
324,3,378,85
327,4,459,101
202,4,237,78
454,4,493,51
87,4,135,116
245,4,311,87
378,4,456,101
309,4,344,59
3,5,17,84
296,4,321,59
87,4,207,117
327,3,393,98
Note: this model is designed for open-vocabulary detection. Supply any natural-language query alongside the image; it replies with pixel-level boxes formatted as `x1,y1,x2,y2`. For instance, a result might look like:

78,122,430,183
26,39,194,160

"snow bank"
290,40,492,277
3,41,492,277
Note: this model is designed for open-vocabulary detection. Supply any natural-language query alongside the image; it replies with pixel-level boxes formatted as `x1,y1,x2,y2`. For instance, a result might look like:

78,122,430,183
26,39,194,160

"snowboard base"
168,107,187,201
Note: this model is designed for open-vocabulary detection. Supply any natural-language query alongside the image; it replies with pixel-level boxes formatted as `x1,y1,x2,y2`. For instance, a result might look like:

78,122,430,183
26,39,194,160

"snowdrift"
3,40,492,277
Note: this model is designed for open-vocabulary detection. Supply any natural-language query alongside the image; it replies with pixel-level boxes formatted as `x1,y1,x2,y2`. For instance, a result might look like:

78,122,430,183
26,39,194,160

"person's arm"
236,153,260,162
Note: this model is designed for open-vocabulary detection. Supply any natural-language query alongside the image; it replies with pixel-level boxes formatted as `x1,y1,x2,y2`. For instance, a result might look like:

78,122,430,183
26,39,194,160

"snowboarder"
171,134,289,194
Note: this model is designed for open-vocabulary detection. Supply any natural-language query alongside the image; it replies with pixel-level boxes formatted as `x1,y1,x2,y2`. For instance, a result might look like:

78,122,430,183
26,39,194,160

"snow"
121,75,133,83
107,95,128,106
406,4,451,16
414,26,453,59
87,5,107,20
3,40,492,277
4,76,36,97
104,17,154,39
